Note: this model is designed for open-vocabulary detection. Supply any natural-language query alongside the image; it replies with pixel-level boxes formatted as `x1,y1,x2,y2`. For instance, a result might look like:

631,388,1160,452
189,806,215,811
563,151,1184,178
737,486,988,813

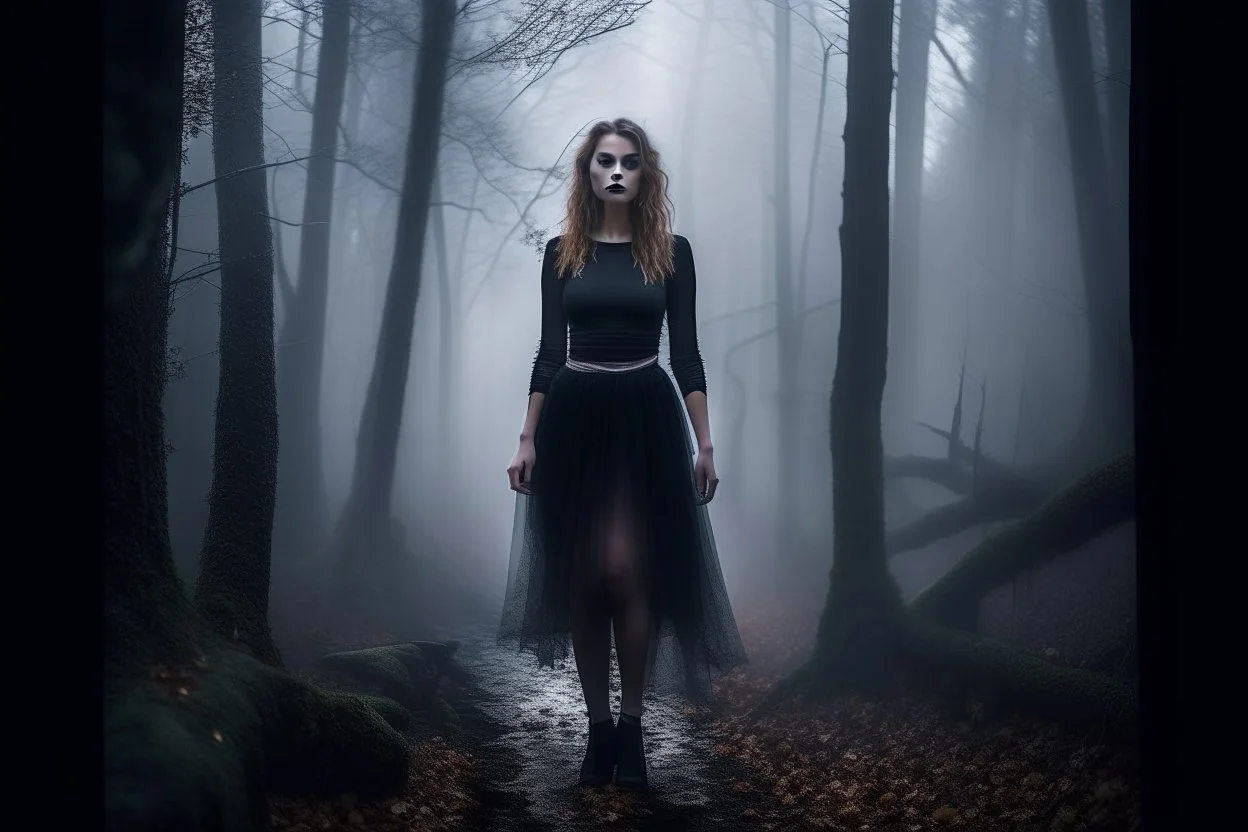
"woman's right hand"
507,439,536,495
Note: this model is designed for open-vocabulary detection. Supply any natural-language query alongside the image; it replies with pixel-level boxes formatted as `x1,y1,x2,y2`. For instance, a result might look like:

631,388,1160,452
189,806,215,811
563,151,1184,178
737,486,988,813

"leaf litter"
268,596,1139,830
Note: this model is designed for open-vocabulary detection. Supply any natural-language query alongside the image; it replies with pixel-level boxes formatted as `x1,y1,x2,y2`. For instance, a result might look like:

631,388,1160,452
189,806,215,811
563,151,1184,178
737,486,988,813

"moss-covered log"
317,641,458,710
106,640,409,829
897,616,1136,735
910,452,1134,626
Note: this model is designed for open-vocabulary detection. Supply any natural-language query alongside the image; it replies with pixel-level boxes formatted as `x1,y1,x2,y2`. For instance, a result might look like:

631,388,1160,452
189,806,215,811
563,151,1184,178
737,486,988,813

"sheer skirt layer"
498,363,747,700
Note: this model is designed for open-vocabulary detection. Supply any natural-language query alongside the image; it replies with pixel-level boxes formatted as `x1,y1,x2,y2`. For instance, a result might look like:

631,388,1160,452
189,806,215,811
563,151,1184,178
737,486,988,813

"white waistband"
565,355,658,373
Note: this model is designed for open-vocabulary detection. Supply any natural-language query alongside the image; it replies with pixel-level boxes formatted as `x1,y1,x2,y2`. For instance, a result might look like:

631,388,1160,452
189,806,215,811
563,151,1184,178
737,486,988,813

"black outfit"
498,235,747,699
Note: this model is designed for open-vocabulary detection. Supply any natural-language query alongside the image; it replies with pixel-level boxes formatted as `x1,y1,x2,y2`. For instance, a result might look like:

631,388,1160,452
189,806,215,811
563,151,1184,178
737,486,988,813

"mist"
106,0,1142,828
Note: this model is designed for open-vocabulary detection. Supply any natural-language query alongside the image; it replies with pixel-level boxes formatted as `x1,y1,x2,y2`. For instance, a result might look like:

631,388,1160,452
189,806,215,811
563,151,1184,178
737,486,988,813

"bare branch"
181,155,314,196
931,33,976,98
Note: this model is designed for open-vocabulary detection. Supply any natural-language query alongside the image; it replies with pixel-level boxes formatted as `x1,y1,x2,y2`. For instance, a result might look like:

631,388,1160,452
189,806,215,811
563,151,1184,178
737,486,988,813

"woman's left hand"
694,448,719,505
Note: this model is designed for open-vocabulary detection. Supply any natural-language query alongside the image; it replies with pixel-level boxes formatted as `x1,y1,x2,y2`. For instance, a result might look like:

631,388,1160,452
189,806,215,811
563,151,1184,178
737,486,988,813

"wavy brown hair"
554,118,675,285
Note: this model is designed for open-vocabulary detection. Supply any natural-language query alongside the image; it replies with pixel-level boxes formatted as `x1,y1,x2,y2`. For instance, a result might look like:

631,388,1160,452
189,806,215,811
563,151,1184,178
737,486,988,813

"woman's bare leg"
603,488,650,718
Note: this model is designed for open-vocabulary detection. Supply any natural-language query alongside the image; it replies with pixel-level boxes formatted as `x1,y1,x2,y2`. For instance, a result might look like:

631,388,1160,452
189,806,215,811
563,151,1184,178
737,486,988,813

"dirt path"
447,619,767,831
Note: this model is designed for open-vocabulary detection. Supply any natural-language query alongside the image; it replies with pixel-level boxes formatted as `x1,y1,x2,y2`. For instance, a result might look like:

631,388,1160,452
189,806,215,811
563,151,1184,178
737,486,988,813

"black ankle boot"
615,714,648,790
578,718,617,787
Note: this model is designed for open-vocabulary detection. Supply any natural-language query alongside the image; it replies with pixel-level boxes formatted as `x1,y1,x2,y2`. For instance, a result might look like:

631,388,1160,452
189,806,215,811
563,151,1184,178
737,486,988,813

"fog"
163,0,1130,649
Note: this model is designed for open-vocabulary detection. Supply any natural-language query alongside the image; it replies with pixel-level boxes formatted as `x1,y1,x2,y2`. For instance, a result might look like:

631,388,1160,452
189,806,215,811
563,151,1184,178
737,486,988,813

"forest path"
448,618,768,831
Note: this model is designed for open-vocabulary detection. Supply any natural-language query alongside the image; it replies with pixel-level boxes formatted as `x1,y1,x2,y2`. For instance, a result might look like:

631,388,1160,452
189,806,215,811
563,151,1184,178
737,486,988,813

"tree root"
105,641,410,831
897,617,1137,735
910,453,1134,626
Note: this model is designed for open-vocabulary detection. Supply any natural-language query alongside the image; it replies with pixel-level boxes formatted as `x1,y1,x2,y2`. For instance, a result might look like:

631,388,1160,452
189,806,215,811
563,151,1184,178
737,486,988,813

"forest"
104,0,1158,830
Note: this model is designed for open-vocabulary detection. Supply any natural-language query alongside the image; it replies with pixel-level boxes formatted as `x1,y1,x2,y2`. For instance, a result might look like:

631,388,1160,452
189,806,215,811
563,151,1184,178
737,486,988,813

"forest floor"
268,590,1140,832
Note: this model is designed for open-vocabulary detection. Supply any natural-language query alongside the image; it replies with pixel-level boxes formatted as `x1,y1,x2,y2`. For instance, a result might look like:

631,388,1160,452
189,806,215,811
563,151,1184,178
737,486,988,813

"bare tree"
883,0,935,460
331,0,457,632
273,0,353,570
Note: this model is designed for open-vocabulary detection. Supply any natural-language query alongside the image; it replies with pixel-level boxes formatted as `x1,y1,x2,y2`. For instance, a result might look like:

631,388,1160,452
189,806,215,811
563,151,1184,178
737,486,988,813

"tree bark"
104,0,192,680
103,0,188,309
334,0,457,626
274,0,352,561
192,0,282,666
810,0,903,691
1045,0,1132,460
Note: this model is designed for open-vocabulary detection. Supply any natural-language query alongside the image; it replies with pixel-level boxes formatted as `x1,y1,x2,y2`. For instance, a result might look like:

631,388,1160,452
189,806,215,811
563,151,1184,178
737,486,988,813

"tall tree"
192,0,281,665
884,0,935,461
809,0,904,690
104,0,192,680
274,0,353,562
774,0,800,560
1046,0,1131,459
332,0,456,630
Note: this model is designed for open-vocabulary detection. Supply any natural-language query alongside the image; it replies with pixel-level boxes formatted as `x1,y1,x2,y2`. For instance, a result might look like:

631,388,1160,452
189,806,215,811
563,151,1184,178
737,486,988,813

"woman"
499,118,747,791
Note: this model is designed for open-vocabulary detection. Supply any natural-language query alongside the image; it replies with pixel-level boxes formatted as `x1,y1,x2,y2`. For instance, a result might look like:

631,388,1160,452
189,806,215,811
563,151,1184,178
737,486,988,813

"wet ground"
445,618,767,831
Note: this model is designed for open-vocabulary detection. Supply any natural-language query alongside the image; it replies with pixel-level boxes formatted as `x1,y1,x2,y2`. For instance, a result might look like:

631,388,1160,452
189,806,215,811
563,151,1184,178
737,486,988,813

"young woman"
499,118,747,790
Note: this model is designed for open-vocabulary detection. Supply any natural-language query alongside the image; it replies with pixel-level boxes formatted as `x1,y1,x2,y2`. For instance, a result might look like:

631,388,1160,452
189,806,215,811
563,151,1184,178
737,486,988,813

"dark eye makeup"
597,153,641,171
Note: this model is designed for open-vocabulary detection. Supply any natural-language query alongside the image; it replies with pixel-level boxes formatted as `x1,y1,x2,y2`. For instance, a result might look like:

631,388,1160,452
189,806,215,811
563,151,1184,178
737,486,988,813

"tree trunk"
810,0,903,692
333,0,456,629
192,0,281,666
774,0,800,560
885,0,934,456
274,0,352,563
103,0,187,309
1045,0,1132,460
104,0,192,680
431,171,452,485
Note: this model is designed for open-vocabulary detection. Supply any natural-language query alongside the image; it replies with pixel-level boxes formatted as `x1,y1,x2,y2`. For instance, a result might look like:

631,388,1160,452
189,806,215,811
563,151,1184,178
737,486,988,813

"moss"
105,640,410,831
317,642,454,710
354,694,413,733
910,452,1134,625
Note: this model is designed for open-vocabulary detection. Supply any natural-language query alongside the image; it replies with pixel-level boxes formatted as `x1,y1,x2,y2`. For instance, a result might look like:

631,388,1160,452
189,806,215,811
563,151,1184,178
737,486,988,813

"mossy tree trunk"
331,0,456,634
809,0,904,693
192,0,281,666
104,0,194,685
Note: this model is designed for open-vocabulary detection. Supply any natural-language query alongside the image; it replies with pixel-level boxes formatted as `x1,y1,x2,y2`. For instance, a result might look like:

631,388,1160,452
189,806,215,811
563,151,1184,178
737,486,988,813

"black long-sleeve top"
528,235,707,399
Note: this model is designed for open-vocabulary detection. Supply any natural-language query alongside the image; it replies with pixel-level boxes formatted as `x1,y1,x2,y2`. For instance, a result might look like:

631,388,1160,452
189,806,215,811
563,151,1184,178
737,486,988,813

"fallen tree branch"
886,484,1044,559
911,454,1134,627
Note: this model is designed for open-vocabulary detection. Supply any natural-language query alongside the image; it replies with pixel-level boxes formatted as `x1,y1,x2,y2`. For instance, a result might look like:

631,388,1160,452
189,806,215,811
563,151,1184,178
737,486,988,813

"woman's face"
589,133,641,204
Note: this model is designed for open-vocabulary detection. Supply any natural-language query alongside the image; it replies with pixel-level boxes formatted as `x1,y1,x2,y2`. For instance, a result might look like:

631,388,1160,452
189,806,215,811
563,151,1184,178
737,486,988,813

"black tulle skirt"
498,360,747,700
